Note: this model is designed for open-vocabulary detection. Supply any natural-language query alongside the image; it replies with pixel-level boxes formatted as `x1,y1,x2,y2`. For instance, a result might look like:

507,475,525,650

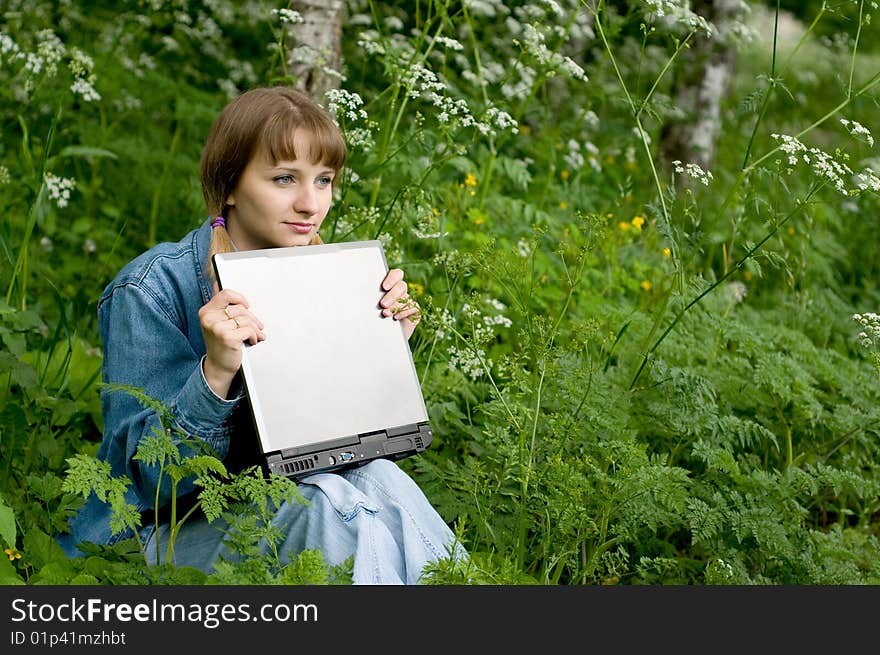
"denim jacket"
59,219,260,556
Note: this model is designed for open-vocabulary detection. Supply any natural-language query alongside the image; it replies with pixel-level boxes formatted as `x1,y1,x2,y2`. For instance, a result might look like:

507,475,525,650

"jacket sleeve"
97,280,241,510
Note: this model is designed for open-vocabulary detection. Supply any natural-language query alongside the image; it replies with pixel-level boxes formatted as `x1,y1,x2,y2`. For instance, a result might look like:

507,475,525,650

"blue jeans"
142,459,461,584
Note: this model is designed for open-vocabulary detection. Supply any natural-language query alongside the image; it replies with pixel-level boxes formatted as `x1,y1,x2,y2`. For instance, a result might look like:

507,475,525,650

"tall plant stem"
6,108,60,309
593,0,692,277
366,0,445,208
742,1,827,169
148,105,182,246
848,0,865,99
516,358,545,570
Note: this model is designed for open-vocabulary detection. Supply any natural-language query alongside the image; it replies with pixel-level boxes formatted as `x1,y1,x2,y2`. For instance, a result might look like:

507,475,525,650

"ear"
224,195,235,207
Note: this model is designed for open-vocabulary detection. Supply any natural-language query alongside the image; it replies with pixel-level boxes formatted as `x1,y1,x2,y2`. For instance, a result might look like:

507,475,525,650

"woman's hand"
379,268,421,339
199,283,265,398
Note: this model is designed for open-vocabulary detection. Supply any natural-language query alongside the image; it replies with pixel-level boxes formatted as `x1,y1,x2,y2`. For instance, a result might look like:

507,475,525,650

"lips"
285,221,314,234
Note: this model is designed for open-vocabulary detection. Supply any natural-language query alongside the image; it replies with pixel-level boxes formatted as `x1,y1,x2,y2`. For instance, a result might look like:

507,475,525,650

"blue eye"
275,175,293,185
317,176,333,187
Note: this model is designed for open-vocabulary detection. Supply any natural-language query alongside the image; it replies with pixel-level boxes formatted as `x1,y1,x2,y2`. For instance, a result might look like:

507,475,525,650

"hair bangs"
259,108,346,172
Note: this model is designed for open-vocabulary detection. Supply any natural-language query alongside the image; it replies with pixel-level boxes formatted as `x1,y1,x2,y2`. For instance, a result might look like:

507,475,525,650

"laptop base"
266,423,433,479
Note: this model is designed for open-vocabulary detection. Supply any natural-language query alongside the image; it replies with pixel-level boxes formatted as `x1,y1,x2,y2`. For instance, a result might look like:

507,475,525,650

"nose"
293,185,319,216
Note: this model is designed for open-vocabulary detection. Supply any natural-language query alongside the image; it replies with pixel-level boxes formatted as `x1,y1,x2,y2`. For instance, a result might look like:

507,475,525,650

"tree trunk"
286,0,345,104
660,0,746,175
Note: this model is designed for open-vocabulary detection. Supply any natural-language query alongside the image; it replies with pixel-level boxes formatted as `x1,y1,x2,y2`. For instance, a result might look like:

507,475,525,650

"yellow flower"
559,201,568,209
432,207,441,216
560,169,570,180
605,155,616,165
662,247,671,257
408,282,425,297
618,221,631,231
473,215,484,225
5,548,21,561
519,125,531,135
743,270,753,281
631,215,645,229
464,173,477,187
625,160,638,171
469,190,476,197
640,279,653,292
787,226,795,235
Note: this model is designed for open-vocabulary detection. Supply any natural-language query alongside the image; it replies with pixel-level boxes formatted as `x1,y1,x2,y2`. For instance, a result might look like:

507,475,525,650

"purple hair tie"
211,216,225,229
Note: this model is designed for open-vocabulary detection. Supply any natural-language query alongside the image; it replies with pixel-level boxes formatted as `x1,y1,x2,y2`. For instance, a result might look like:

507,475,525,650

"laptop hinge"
385,423,419,437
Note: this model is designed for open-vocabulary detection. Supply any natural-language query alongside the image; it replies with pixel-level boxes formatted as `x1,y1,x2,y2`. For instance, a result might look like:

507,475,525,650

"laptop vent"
414,436,424,449
282,457,316,474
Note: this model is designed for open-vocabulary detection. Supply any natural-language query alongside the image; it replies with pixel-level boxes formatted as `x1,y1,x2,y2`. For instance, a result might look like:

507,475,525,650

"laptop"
212,240,432,480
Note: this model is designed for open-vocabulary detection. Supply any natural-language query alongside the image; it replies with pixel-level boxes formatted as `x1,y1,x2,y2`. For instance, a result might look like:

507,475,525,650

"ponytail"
207,216,235,279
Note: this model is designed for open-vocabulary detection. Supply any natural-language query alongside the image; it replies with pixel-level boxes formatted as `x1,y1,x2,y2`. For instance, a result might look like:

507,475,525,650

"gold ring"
224,306,232,319
232,317,240,329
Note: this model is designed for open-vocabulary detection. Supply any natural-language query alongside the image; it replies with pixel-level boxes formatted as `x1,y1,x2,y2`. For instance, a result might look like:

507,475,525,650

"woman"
58,86,460,584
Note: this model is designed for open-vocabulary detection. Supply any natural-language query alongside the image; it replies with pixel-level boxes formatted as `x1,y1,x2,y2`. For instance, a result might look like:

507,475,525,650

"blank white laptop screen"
212,241,429,463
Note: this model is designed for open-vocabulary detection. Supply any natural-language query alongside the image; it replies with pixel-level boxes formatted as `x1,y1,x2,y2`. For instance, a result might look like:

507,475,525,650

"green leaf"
0,554,25,585
0,501,16,550
29,560,77,585
22,527,67,570
56,145,118,160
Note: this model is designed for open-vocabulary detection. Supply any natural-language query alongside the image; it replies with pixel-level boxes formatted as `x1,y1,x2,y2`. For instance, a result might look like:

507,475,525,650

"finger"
226,317,264,346
228,313,266,341
382,268,404,291
394,307,420,320
400,316,419,340
223,304,264,330
380,280,409,309
212,288,251,310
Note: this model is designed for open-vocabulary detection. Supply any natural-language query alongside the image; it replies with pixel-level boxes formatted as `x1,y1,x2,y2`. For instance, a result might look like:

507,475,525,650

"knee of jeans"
300,471,380,521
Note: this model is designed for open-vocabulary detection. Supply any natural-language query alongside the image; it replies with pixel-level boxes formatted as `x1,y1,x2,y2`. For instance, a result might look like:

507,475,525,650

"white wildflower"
853,313,880,355
434,36,464,51
44,172,76,208
564,140,585,172
325,88,369,123
725,281,747,305
71,77,101,102
855,168,880,193
36,29,65,77
840,117,875,147
271,8,303,24
433,308,455,341
463,0,510,18
448,344,488,380
672,159,714,186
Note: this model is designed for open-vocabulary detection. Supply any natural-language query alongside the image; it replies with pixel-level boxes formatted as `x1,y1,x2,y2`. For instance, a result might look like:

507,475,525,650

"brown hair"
200,86,347,264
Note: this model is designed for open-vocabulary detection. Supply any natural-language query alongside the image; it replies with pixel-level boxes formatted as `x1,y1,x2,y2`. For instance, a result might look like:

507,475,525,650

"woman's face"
225,131,336,250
